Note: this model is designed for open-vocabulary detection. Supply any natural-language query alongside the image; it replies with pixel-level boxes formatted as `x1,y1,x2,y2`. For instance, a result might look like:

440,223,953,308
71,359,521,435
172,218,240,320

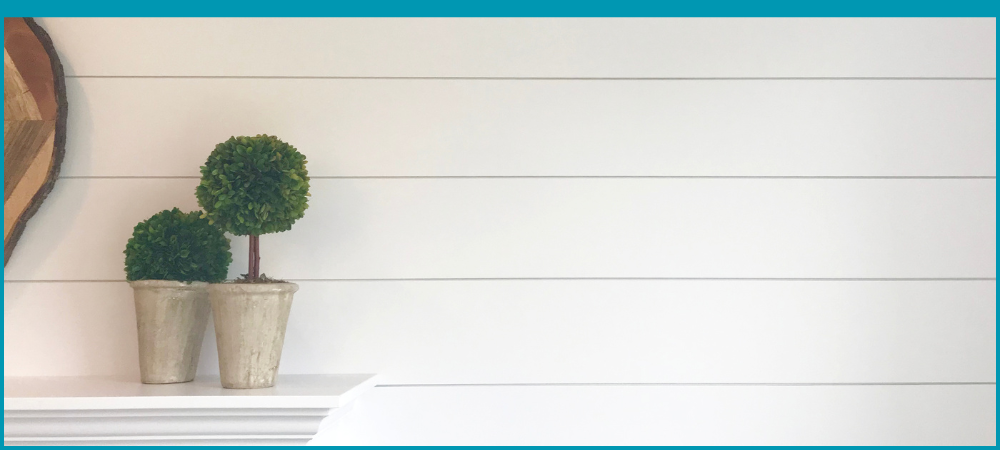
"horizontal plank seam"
57,175,999,180
66,75,997,81
4,278,996,283
376,382,997,387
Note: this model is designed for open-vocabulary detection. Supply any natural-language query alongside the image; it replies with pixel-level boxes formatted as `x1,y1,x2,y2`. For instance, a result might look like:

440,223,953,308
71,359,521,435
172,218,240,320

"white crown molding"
4,374,377,446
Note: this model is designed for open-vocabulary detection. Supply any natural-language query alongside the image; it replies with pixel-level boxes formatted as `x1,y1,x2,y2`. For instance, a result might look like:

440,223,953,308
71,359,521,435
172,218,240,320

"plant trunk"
248,234,260,280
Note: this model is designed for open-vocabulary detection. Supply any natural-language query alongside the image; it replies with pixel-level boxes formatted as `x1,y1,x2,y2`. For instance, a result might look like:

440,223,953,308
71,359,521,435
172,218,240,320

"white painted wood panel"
60,78,995,177
5,281,994,383
314,384,997,445
3,178,993,281
37,18,996,78
4,17,994,445
4,282,137,378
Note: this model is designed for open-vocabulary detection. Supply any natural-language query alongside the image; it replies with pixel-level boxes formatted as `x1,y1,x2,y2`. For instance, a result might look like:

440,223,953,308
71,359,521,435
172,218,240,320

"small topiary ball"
124,208,232,282
196,134,310,236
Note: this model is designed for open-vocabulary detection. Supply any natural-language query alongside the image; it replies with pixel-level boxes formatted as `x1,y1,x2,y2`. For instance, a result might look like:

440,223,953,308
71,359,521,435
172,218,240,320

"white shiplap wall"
4,18,996,445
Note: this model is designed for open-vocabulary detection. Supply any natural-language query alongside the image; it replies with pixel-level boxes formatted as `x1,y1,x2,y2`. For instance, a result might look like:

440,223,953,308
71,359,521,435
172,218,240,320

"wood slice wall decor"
4,18,67,266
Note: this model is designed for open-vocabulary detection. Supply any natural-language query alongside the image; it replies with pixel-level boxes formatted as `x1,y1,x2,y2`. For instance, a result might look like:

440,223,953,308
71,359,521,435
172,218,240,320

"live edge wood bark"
4,18,68,266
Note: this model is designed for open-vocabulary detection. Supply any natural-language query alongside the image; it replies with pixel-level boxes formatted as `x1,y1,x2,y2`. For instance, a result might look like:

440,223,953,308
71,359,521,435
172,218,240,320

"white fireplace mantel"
4,374,377,445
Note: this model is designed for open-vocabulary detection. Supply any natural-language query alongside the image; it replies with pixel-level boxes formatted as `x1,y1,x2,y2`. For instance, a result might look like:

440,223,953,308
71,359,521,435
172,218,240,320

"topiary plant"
195,134,310,281
124,208,233,282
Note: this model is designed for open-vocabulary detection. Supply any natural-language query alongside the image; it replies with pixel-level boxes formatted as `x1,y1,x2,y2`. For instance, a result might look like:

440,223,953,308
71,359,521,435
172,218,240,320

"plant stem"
249,234,260,280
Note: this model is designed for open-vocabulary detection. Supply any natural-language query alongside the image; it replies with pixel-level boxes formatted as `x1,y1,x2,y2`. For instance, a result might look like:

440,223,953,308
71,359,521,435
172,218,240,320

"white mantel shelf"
4,374,377,446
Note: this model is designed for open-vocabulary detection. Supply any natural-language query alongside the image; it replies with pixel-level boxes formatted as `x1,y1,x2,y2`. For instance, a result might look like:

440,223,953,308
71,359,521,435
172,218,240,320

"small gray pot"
129,280,211,384
209,282,298,389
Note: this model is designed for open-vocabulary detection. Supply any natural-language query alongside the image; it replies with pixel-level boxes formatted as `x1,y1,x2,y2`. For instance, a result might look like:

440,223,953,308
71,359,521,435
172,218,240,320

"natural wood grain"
4,120,54,200
4,18,56,120
4,130,54,240
3,18,67,266
3,50,42,121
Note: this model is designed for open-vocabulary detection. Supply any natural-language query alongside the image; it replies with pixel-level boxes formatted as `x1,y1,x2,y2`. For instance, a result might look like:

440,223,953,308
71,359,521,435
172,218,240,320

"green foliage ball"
124,208,232,282
196,135,310,236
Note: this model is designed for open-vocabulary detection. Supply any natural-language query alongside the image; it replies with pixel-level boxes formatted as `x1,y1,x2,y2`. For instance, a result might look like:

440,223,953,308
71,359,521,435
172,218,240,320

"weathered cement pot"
209,283,298,389
129,280,211,384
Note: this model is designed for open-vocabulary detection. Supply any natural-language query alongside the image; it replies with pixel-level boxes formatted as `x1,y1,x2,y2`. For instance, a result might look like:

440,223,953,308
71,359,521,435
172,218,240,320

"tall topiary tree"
196,134,310,281
124,208,233,282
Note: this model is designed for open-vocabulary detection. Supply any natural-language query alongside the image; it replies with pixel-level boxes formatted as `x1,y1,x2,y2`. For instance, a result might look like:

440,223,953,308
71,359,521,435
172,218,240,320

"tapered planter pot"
209,283,298,389
130,280,211,384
